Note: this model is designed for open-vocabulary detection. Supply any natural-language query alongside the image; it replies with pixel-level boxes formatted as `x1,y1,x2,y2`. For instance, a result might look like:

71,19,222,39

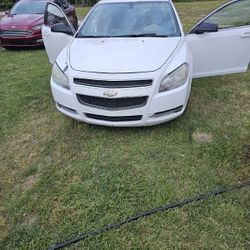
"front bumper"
0,33,43,47
50,72,191,127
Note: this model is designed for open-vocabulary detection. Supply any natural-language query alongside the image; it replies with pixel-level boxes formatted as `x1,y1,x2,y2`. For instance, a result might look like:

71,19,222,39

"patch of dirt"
21,214,38,227
192,132,213,143
23,174,40,191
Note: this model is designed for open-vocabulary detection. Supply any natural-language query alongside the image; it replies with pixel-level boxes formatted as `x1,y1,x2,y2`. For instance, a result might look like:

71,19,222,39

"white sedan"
42,0,250,127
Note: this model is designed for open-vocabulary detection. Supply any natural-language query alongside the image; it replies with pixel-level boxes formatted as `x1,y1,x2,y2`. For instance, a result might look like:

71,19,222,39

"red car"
0,0,78,48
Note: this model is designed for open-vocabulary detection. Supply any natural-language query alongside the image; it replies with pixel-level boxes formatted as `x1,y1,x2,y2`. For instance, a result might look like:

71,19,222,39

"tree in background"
0,0,15,10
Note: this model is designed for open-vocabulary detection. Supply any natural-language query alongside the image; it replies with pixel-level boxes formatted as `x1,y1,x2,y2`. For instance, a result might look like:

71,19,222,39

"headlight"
52,63,69,89
32,24,42,31
159,63,189,93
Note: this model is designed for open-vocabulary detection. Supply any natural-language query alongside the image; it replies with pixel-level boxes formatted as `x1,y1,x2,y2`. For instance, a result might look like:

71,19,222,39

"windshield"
10,1,47,15
77,1,181,38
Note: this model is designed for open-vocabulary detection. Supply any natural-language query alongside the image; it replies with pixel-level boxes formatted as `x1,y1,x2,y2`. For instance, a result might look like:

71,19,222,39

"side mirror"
51,23,73,36
191,22,218,34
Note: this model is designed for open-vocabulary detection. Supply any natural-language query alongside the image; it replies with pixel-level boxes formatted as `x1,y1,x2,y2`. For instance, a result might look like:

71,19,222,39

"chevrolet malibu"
0,0,77,48
42,0,250,127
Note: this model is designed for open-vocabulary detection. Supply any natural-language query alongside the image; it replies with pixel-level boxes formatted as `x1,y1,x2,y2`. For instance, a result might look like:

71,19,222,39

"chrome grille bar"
0,29,32,38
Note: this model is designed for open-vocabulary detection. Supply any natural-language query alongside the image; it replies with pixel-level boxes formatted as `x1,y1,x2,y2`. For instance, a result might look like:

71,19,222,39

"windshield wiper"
112,33,169,37
77,34,169,38
76,35,113,38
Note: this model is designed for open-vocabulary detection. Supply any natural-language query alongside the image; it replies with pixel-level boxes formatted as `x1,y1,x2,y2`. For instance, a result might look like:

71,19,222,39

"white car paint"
42,0,250,127
69,38,181,73
187,26,250,78
43,26,73,64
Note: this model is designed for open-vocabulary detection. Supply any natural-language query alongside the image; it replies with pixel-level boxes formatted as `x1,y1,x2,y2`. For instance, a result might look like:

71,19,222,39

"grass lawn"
0,1,250,249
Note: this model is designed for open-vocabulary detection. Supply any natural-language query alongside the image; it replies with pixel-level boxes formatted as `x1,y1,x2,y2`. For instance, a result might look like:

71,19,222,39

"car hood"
69,37,181,73
0,14,43,28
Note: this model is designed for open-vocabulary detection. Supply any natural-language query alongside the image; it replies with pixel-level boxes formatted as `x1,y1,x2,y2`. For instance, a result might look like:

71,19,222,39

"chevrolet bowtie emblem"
103,90,118,98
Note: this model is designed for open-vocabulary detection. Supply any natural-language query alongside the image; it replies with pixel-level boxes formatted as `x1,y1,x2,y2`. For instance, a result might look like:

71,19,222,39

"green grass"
76,6,92,20
0,1,250,249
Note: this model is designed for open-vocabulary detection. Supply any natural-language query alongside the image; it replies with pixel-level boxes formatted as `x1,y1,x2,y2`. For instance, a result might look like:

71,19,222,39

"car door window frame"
188,0,250,34
44,2,76,34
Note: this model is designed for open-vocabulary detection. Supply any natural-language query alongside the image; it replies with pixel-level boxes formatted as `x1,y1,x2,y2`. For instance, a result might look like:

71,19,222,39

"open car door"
186,0,250,78
42,2,76,64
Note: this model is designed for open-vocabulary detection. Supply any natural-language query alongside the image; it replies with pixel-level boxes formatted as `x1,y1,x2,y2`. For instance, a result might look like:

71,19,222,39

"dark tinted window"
44,3,70,27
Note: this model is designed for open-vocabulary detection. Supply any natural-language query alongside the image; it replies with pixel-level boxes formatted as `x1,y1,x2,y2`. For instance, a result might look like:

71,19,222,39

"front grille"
77,94,148,110
0,29,32,38
74,78,152,88
86,113,142,122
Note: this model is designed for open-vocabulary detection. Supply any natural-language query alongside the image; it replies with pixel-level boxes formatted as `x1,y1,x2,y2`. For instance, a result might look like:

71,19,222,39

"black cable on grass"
49,180,250,250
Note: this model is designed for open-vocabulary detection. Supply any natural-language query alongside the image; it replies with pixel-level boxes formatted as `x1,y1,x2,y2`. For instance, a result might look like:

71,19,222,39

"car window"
204,0,250,29
54,0,70,10
10,1,47,15
77,1,181,38
44,3,70,27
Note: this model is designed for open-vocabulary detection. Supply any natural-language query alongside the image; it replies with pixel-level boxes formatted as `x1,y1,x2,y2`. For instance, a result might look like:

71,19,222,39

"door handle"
241,32,250,38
